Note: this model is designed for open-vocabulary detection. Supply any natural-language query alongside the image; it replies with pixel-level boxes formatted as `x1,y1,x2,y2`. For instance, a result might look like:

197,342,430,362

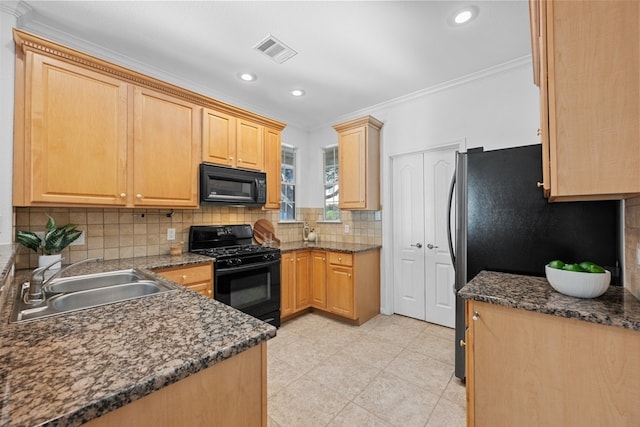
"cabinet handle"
229,156,234,161
472,311,480,321
120,192,126,198
338,257,342,261
459,339,466,347
136,194,143,199
182,275,188,280
322,258,325,261
238,158,243,162
536,182,544,188
536,128,542,136
348,274,352,278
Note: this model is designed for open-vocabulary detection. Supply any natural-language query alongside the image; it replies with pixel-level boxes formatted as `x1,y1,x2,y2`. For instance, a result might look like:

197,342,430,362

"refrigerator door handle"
447,168,456,267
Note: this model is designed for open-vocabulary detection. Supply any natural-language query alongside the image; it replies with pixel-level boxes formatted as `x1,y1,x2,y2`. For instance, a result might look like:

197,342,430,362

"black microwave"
200,163,267,206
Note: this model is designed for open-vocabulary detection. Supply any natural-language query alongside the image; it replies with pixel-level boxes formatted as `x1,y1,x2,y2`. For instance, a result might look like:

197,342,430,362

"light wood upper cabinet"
466,300,640,425
202,110,265,171
202,108,235,167
531,0,640,201
333,116,383,210
13,29,285,209
14,52,129,206
133,88,200,207
263,127,282,210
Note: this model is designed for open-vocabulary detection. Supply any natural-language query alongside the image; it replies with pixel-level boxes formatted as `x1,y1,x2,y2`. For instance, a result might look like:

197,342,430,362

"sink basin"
43,269,144,294
11,270,176,323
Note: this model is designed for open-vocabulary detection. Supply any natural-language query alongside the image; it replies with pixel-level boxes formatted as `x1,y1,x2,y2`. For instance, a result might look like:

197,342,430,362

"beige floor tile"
384,348,453,393
354,371,440,427
409,329,455,366
269,377,349,427
268,415,282,427
356,313,395,331
424,322,455,340
268,336,342,373
334,334,404,370
442,376,466,408
327,402,391,427
426,397,466,427
365,319,425,347
305,352,381,400
267,355,305,397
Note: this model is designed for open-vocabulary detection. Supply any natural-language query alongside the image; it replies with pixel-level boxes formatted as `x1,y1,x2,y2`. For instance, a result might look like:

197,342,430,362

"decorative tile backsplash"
13,207,382,269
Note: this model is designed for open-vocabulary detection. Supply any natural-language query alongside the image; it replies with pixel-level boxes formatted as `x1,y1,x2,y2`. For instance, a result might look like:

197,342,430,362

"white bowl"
545,265,611,298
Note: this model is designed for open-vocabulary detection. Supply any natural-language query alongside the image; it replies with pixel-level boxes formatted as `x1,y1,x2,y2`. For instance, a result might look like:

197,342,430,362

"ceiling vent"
253,35,297,64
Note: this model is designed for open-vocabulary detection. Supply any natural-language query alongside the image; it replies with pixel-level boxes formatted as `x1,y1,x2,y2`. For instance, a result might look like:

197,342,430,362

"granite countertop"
460,270,640,331
0,252,276,426
279,241,381,253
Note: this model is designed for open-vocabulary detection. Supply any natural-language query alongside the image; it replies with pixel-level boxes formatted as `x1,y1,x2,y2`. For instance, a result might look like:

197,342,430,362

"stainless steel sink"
11,270,176,323
42,269,143,294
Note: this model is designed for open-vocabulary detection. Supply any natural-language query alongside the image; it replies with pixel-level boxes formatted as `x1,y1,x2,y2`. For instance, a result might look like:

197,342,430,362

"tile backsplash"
624,197,640,300
13,207,382,269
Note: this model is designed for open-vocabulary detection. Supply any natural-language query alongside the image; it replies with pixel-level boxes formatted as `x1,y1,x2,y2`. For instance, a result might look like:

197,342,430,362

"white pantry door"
392,148,456,328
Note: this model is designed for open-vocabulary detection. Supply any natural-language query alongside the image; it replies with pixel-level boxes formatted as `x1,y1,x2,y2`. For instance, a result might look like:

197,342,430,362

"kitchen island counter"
459,270,640,331
0,253,276,426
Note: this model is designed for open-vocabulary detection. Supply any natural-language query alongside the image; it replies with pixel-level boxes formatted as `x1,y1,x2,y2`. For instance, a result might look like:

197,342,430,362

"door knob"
410,243,423,248
427,243,438,249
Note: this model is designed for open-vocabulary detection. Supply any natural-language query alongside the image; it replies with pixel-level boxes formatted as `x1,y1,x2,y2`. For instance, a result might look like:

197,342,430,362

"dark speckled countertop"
279,241,381,253
460,270,640,331
0,250,276,427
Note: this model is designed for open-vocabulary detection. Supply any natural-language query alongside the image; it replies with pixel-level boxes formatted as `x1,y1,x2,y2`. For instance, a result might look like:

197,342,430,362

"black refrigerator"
451,144,621,380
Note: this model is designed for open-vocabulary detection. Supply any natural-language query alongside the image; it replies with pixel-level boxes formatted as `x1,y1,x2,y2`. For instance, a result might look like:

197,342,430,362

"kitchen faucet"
27,257,103,303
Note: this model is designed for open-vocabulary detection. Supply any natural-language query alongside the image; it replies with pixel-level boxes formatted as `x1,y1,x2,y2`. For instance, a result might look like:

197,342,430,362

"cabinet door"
236,119,264,171
281,252,295,318
25,53,128,205
202,108,235,167
338,126,367,209
310,251,327,309
133,87,200,207
155,263,213,298
263,127,281,210
294,251,311,311
327,264,355,319
544,1,640,200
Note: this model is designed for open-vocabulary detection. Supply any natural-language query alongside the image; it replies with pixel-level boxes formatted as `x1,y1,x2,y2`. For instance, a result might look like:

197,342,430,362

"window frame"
322,145,340,222
280,144,297,221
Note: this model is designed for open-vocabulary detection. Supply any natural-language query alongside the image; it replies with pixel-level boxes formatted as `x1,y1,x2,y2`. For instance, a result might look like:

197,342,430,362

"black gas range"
189,225,281,327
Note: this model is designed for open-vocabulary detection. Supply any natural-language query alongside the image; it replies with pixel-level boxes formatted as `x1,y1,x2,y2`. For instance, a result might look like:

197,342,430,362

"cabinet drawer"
156,263,213,285
328,252,353,267
187,281,214,298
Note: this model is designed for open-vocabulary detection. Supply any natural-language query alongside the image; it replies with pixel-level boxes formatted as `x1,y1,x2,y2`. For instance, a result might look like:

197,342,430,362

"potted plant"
16,215,83,271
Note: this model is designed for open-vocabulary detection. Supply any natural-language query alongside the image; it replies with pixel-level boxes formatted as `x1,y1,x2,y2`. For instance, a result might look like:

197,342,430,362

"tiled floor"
267,312,466,427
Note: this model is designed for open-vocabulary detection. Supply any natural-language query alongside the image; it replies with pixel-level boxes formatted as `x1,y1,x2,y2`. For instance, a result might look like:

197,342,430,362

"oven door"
214,259,280,327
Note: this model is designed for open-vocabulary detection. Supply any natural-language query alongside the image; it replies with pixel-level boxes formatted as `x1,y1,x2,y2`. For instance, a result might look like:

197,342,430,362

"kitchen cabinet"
531,0,640,201
132,87,200,207
333,116,383,210
13,52,129,206
263,126,282,210
202,108,264,171
84,343,267,427
281,252,295,318
13,34,200,208
294,251,311,311
155,262,213,298
13,29,285,209
310,250,327,309
465,300,640,426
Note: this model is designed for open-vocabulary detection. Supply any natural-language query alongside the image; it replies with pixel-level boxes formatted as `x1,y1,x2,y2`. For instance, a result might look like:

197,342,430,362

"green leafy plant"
16,216,82,255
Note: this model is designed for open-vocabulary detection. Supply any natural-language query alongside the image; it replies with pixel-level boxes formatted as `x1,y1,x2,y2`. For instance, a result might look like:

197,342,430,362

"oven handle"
215,259,280,275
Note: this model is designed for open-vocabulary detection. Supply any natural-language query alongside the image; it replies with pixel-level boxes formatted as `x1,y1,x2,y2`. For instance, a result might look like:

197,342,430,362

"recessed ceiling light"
451,6,478,25
239,72,257,82
290,89,305,97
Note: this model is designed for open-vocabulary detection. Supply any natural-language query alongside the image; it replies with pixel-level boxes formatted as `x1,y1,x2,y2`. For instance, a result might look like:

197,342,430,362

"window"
323,146,340,221
280,145,296,221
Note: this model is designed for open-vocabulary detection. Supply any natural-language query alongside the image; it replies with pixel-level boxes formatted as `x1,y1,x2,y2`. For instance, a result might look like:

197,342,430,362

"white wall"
0,3,18,244
300,59,540,314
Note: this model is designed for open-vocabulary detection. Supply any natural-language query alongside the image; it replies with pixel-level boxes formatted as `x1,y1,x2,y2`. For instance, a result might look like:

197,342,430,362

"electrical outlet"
167,228,176,241
344,224,350,234
70,231,85,246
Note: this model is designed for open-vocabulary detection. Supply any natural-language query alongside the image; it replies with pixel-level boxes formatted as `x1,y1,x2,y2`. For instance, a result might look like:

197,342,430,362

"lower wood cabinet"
84,343,267,427
155,262,213,298
281,248,380,325
466,300,640,426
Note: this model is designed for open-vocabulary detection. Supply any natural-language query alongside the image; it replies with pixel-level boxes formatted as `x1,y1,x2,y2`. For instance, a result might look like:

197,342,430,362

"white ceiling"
15,1,532,130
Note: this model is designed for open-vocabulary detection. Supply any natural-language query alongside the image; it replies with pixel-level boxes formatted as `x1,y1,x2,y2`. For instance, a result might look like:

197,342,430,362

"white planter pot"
39,254,62,279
